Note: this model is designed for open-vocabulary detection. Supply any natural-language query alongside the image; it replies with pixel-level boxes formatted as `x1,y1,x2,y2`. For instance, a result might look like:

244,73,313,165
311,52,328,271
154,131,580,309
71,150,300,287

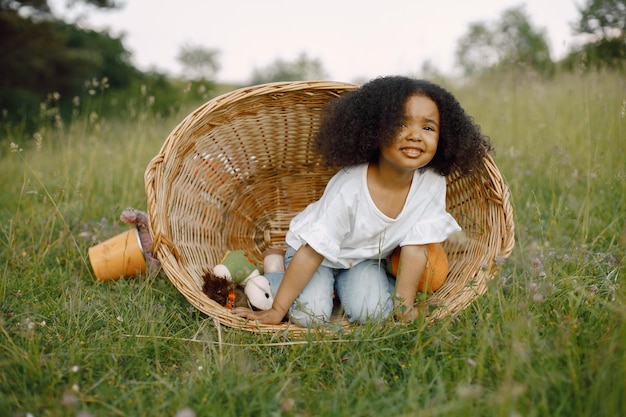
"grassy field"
1,71,624,416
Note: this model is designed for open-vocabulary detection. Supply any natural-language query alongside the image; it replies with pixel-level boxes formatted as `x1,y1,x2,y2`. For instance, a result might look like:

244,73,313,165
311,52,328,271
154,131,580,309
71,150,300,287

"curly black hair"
314,76,492,175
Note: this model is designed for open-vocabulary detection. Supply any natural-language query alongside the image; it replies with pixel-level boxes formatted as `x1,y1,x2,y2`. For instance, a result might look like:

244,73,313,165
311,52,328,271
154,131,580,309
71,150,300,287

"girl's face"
379,94,439,173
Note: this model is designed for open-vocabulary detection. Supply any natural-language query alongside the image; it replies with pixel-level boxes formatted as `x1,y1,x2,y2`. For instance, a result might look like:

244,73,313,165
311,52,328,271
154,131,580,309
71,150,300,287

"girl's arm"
393,244,428,321
233,244,324,324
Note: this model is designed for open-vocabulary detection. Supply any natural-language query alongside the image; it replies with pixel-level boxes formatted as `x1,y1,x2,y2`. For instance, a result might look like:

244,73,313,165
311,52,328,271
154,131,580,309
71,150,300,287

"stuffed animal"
119,207,161,272
212,250,274,310
387,243,449,292
201,269,248,309
119,207,279,310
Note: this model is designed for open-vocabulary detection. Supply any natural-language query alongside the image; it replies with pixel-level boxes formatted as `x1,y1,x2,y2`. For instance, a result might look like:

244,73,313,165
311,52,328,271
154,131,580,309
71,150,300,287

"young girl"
234,76,491,326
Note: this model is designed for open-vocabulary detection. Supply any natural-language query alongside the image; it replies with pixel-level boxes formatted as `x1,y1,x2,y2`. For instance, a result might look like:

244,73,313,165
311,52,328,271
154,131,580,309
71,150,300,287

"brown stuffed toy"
201,269,249,309
202,248,285,310
119,207,161,272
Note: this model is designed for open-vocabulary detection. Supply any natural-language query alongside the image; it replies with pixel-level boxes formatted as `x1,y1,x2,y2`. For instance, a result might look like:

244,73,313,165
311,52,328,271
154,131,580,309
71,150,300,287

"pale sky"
52,0,582,83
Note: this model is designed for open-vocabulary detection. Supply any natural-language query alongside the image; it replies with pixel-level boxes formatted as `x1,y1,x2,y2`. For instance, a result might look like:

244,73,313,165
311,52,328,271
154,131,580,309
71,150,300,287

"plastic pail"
88,228,147,281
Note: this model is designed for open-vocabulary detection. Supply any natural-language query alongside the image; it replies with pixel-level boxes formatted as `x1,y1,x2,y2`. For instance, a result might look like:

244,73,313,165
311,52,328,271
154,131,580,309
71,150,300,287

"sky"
51,0,582,83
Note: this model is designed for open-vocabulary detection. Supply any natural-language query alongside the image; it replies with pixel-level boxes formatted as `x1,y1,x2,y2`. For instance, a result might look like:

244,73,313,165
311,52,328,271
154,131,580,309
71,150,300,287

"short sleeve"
400,213,461,246
285,170,357,263
399,171,461,245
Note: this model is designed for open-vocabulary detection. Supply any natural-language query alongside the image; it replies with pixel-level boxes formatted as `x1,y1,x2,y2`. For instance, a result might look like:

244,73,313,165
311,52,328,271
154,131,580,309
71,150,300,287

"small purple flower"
494,255,506,266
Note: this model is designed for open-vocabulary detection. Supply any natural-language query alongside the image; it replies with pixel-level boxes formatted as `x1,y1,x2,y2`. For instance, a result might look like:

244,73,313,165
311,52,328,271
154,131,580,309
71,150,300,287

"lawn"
1,71,624,416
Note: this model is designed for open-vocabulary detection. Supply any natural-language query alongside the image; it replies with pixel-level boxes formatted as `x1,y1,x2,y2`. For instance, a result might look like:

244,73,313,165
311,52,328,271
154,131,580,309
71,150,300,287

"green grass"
1,71,624,416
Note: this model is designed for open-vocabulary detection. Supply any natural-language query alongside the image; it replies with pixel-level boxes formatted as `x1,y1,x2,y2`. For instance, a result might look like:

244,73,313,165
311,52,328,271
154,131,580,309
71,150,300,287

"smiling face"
379,94,440,174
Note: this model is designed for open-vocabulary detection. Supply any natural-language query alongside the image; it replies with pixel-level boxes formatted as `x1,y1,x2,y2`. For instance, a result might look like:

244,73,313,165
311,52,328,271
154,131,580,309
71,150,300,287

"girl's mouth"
401,147,423,158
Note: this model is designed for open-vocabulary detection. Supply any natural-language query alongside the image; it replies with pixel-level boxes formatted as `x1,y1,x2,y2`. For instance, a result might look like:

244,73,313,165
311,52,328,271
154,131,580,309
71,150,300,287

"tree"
455,22,500,77
250,52,328,84
497,7,553,73
0,0,118,15
564,0,625,69
0,0,50,14
1,0,128,99
176,43,221,81
0,0,154,137
0,8,136,100
575,0,626,39
455,5,553,77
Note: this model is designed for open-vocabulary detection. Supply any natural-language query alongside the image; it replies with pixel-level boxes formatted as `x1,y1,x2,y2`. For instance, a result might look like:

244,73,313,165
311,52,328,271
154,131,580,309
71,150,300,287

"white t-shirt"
285,164,461,269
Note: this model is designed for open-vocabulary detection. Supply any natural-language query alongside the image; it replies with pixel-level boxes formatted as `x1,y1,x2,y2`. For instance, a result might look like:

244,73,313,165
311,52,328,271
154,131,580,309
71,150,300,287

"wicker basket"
144,80,515,333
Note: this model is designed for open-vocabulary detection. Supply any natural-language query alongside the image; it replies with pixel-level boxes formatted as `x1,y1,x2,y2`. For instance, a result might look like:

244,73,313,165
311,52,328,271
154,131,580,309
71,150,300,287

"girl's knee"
289,301,333,327
288,266,334,327
339,261,393,323
343,298,391,324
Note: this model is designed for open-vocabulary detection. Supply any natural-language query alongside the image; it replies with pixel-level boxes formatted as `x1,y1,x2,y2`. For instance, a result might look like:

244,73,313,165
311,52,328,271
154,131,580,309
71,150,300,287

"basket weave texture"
144,81,515,333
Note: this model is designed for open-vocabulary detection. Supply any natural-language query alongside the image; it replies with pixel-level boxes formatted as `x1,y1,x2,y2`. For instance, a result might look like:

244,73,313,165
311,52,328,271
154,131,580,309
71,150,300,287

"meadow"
0,71,624,416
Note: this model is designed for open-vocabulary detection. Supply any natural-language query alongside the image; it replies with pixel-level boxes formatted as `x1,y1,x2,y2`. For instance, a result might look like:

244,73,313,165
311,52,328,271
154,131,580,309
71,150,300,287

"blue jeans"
265,246,396,327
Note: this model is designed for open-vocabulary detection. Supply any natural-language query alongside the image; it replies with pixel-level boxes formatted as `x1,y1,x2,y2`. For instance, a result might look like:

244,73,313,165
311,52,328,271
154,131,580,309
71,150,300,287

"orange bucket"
88,228,147,281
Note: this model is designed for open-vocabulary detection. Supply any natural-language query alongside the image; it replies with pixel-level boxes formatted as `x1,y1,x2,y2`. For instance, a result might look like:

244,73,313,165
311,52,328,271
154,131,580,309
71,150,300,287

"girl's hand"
232,244,323,326
394,297,439,322
394,304,420,322
393,244,429,321
232,306,285,325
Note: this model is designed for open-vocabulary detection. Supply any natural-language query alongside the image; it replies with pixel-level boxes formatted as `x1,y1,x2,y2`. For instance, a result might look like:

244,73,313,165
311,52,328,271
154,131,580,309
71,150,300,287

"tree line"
455,1,625,77
1,0,624,138
1,0,215,138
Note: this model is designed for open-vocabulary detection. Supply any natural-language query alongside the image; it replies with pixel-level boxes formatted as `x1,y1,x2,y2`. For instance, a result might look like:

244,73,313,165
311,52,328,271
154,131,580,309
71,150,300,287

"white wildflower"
10,142,22,153
34,133,42,149
175,408,196,417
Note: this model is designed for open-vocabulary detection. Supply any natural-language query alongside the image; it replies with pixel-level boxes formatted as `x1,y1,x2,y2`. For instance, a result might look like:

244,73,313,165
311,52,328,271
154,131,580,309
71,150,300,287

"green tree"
0,0,117,15
455,5,553,77
0,0,50,14
575,0,626,39
250,52,328,84
0,0,119,14
564,0,625,70
455,22,500,77
177,43,221,81
0,9,136,123
0,0,186,140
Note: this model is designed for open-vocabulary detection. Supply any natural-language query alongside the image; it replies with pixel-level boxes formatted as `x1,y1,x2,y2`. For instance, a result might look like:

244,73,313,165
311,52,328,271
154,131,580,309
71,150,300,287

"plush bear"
119,207,161,272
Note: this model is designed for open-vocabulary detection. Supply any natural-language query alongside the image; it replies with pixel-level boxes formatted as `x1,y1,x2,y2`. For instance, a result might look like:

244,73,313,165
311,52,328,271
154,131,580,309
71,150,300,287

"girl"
234,76,491,326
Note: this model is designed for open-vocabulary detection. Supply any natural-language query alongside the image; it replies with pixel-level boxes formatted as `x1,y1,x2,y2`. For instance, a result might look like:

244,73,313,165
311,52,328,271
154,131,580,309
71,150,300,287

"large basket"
144,81,515,333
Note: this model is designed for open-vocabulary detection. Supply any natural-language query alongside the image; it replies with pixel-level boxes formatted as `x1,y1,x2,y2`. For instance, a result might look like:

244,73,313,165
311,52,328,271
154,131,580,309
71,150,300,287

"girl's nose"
406,127,422,142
